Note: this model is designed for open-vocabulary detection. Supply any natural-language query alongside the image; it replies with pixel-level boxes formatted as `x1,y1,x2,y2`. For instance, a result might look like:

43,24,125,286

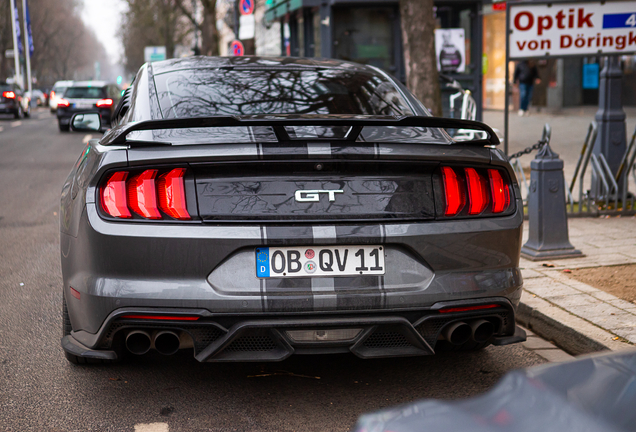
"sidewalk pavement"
483,106,636,185
517,216,636,356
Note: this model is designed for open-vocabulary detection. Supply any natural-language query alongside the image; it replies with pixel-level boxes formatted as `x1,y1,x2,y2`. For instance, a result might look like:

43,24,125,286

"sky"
81,0,127,65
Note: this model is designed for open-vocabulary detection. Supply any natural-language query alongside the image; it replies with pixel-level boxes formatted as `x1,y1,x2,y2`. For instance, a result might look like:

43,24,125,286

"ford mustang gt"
60,56,525,364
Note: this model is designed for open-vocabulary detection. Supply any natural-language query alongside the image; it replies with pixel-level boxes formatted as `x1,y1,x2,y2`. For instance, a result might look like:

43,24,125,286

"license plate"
256,245,385,278
74,103,93,109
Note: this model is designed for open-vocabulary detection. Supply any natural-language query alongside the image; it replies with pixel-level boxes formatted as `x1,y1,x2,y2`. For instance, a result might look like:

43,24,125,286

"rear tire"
58,121,69,132
14,107,23,119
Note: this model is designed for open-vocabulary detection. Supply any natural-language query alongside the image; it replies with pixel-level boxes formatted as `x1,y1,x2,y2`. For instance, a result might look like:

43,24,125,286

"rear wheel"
58,121,69,132
13,107,23,119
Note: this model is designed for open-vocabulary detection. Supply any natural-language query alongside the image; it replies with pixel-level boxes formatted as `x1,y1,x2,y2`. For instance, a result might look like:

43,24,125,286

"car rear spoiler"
102,114,500,147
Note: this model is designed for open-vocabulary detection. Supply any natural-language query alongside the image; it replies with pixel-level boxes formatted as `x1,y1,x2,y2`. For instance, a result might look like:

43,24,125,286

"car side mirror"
70,113,101,132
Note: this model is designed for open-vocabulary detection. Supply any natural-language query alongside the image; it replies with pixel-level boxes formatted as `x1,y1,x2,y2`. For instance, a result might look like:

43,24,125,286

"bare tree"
174,0,219,56
0,0,112,86
399,0,442,116
120,0,191,74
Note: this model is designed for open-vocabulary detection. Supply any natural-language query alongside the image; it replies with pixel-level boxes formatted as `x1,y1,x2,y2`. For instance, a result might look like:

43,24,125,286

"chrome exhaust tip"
471,319,495,343
125,330,152,355
154,331,180,356
442,321,471,345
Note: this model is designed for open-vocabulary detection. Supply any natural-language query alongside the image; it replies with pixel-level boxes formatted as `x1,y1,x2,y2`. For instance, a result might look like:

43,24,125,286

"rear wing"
102,115,500,147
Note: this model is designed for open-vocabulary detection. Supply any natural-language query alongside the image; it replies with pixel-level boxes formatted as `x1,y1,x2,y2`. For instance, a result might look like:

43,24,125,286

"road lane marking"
134,423,169,432
82,134,93,143
11,121,21,127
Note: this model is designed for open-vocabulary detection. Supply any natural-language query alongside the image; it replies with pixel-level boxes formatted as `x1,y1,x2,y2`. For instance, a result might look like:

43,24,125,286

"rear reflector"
121,315,200,321
102,172,131,218
439,304,499,314
2,91,15,99
157,168,190,220
57,99,70,108
465,168,489,215
127,170,161,219
96,98,113,108
488,169,511,213
70,287,81,300
441,167,466,216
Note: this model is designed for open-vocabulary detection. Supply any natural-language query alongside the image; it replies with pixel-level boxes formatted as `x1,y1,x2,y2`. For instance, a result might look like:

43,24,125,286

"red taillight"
50,91,56,98
439,304,499,313
101,171,131,218
57,98,70,107
101,168,190,220
127,169,161,219
441,166,465,216
488,169,511,213
3,91,15,99
96,98,113,108
465,168,489,215
439,166,512,217
121,315,200,321
157,168,190,220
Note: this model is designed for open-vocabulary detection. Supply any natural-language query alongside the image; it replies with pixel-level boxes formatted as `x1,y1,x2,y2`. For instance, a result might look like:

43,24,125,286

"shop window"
333,7,395,72
435,5,473,74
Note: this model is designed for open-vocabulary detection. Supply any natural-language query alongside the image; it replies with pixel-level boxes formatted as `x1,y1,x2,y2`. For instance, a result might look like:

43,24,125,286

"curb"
516,290,632,356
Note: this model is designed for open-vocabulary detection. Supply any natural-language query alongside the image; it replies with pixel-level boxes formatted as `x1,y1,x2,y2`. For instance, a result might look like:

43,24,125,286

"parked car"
0,83,30,119
26,89,46,106
49,80,73,113
56,81,121,131
60,56,523,365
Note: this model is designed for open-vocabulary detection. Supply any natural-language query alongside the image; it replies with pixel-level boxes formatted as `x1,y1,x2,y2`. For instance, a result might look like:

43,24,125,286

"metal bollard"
521,143,584,261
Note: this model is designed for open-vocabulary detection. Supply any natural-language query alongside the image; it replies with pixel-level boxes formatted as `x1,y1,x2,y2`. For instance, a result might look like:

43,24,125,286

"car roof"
53,80,74,87
70,81,110,88
149,56,381,76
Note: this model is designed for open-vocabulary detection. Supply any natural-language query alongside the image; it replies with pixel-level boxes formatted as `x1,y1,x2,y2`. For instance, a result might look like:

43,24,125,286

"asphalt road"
0,109,547,432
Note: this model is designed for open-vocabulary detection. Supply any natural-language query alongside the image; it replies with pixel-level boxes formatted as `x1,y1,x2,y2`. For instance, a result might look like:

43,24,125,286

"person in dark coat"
513,61,541,116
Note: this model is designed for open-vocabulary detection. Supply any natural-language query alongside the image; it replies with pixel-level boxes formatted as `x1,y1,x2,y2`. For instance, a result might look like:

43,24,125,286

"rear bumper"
61,202,524,335
65,297,523,362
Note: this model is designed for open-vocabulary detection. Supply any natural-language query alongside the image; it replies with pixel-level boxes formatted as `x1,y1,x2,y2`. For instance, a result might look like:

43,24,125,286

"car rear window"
64,87,107,99
52,86,68,95
154,68,415,118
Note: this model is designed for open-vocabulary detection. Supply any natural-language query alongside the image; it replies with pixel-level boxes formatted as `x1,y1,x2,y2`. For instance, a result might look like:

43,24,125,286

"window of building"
332,7,395,72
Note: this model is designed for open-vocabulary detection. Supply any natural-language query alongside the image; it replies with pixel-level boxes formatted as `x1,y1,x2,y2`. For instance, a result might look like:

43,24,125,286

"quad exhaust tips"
154,331,180,356
126,330,152,355
443,320,496,345
125,330,181,355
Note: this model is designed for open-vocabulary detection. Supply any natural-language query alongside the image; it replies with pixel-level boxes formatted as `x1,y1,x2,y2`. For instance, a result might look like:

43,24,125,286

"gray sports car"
60,56,525,364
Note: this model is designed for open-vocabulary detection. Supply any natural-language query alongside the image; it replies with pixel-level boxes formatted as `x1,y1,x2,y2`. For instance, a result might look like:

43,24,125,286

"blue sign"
582,63,599,90
256,248,270,278
603,13,636,29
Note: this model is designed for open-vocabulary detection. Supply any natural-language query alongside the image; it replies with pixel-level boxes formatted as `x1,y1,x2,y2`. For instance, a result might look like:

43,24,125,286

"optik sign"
509,1,636,58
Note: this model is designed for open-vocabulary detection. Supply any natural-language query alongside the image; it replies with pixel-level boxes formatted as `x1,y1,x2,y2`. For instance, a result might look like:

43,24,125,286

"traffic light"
117,76,123,86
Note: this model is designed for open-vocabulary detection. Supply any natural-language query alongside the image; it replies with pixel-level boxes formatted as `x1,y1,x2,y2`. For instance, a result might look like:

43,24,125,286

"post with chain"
521,131,583,261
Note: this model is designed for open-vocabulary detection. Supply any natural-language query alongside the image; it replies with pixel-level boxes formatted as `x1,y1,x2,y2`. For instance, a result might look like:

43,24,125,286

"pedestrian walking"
513,60,541,116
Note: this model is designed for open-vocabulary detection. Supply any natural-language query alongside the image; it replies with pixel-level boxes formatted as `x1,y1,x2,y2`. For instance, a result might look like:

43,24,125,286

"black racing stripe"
260,142,309,159
265,278,313,312
266,226,313,246
330,143,376,159
334,275,382,310
334,225,382,245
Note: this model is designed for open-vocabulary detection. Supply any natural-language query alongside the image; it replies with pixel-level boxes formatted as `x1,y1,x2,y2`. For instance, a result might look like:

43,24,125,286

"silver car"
60,57,525,364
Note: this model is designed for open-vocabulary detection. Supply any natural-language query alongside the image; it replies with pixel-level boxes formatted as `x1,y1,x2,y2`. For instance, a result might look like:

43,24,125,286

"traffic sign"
240,0,254,15
230,40,245,56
